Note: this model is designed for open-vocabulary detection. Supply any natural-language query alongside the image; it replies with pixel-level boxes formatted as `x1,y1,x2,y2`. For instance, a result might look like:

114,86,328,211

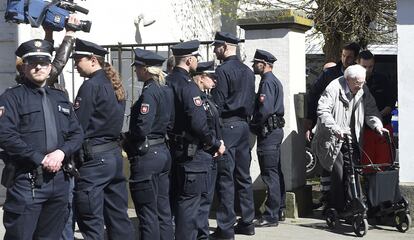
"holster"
73,148,85,169
137,138,149,156
33,166,43,187
1,153,16,188
261,114,285,137
62,157,80,179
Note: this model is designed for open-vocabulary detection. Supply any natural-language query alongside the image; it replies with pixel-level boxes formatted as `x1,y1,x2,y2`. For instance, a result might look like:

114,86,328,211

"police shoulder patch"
140,103,150,114
0,106,5,118
193,96,203,106
259,94,266,103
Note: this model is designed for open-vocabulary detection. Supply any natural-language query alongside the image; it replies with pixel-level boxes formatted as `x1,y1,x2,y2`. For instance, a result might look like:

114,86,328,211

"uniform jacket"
128,79,174,143
250,71,284,134
0,82,84,168
311,76,383,171
212,55,255,119
74,69,125,146
166,67,220,152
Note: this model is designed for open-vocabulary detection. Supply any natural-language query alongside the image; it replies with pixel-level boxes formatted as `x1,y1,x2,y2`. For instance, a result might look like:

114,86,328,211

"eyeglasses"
25,61,50,69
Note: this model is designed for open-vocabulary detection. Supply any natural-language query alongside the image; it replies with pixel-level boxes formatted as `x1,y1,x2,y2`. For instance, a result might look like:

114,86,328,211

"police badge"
193,96,202,106
140,103,150,114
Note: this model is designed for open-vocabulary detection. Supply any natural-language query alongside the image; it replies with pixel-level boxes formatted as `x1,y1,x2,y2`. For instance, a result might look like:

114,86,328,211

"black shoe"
254,218,279,227
234,219,255,235
209,229,234,240
279,209,286,222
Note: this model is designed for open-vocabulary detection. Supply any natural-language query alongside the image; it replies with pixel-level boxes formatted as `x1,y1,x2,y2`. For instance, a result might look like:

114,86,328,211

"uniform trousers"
75,146,134,240
196,157,217,239
172,148,210,240
129,143,173,240
257,128,284,221
3,170,69,240
215,120,254,236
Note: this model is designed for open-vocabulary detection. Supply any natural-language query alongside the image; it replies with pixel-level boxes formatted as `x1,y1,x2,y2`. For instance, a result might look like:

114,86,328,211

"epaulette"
7,84,22,90
143,82,153,89
48,84,66,93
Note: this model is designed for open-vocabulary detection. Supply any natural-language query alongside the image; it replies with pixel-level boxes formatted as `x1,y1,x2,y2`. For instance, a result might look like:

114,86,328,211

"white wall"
397,0,414,183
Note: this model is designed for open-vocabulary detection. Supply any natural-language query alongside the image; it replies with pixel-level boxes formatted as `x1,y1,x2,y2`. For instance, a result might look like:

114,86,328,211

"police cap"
15,39,54,63
253,49,277,64
171,40,200,57
194,61,216,78
212,31,240,45
131,48,165,67
72,38,108,58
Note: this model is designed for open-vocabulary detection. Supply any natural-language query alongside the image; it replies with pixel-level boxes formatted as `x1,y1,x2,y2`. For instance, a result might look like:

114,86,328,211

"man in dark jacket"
358,50,396,169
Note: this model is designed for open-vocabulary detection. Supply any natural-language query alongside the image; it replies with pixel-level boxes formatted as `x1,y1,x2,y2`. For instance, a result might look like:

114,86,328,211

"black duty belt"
148,138,165,146
84,141,119,155
221,116,248,124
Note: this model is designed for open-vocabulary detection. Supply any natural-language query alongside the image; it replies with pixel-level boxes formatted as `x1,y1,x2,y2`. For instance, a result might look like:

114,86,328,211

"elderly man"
311,64,388,212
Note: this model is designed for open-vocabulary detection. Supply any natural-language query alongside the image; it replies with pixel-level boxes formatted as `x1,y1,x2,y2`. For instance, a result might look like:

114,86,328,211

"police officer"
166,40,225,240
0,39,84,239
193,62,223,240
211,32,256,239
124,48,174,240
72,39,135,240
250,49,285,227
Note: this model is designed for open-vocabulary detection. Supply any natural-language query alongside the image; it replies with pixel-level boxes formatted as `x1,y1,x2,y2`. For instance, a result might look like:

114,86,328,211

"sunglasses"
25,61,50,69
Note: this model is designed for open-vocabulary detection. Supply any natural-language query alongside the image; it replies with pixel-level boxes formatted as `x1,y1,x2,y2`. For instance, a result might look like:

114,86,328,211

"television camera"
5,0,92,32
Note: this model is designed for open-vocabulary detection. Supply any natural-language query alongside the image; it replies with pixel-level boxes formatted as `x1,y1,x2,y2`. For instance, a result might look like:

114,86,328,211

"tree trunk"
322,32,343,63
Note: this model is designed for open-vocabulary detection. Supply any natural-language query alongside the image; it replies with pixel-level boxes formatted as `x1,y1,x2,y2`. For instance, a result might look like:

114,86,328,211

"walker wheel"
353,215,368,237
326,208,338,229
396,213,411,233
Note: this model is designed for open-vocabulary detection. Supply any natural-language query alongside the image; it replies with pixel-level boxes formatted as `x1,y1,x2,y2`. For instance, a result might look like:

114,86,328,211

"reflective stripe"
320,176,331,182
321,185,331,191
22,52,52,59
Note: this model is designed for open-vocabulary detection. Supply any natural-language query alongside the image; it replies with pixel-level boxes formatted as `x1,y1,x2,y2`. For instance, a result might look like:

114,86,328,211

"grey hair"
344,64,366,81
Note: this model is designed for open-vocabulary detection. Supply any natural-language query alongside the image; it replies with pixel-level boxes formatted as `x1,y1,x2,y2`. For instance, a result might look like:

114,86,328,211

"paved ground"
0,208,412,239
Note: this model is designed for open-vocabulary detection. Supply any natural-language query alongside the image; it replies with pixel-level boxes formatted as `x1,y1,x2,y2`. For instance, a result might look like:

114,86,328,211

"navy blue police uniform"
0,39,84,240
211,32,256,239
250,50,285,226
125,48,174,240
193,62,223,240
72,39,135,240
166,41,221,240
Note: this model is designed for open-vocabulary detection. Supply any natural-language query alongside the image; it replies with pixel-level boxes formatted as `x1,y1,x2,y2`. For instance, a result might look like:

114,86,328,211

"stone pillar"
238,9,313,217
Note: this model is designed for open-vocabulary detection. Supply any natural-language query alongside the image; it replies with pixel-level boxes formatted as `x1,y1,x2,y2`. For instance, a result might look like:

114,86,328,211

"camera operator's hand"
44,27,54,42
65,14,80,33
